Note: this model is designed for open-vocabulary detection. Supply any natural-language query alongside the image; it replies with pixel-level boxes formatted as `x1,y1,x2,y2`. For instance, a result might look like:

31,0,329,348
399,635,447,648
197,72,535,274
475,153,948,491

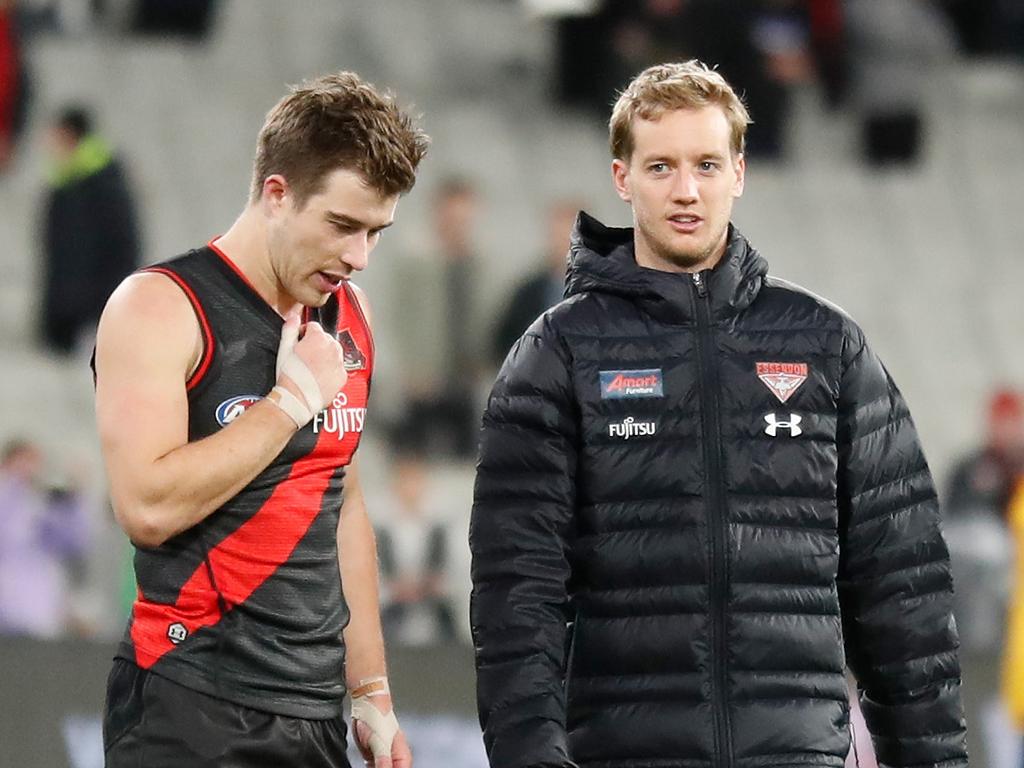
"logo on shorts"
215,395,263,427
756,362,808,404
167,622,188,645
600,369,664,399
608,416,657,439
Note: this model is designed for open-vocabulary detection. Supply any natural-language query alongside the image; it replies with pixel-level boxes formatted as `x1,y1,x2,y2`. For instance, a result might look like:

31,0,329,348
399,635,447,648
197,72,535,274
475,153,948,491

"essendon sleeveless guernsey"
115,243,373,719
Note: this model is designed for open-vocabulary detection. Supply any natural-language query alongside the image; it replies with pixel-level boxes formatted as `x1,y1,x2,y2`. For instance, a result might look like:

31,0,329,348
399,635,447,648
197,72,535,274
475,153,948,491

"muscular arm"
95,272,298,548
338,460,387,687
338,286,411,768
339,451,413,768
339,285,388,687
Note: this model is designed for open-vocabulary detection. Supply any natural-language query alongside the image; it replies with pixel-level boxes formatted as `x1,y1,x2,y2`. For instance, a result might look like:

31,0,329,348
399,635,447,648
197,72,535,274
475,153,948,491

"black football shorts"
103,659,351,767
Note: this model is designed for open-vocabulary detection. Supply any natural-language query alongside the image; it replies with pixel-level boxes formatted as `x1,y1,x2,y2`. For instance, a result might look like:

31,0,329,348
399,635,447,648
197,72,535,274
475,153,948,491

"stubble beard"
640,216,728,272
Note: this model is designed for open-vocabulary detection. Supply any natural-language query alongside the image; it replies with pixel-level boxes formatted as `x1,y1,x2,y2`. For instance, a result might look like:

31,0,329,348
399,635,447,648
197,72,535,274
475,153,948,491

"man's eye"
700,162,719,172
649,163,668,173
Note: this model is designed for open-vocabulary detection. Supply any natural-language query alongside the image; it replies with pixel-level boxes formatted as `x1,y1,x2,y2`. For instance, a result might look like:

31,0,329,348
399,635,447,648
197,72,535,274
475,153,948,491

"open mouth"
315,271,345,292
668,214,703,233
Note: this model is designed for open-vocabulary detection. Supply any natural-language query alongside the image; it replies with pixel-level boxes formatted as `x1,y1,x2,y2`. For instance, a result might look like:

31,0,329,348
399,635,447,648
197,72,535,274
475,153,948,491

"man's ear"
612,158,632,203
732,154,745,199
261,174,291,214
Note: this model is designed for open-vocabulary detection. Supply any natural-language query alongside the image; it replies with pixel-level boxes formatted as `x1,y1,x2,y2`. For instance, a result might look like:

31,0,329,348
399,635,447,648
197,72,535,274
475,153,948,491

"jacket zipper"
564,610,579,703
692,271,733,768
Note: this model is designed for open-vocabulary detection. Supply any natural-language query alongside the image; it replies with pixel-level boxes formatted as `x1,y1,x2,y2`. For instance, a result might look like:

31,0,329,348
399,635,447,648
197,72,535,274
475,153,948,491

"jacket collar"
565,212,768,325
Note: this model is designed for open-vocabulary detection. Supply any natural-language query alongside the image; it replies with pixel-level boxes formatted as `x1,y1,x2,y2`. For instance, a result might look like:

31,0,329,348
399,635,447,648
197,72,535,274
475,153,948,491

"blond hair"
609,60,751,161
250,72,429,205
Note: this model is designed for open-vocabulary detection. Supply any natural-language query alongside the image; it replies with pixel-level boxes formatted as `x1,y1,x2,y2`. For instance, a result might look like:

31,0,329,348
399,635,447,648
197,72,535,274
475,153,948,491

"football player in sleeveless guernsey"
93,73,428,768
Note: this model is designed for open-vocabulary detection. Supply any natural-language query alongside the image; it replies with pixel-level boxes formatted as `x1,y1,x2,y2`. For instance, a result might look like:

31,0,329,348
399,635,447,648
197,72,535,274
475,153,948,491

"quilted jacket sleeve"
836,322,968,767
470,320,579,768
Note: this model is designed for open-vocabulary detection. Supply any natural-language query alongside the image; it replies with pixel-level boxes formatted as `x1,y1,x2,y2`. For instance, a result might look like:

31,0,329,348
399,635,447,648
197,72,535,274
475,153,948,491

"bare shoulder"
95,271,202,381
103,270,195,318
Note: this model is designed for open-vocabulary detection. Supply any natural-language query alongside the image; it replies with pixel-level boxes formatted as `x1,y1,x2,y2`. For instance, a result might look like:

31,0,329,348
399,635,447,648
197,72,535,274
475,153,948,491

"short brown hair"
250,72,429,205
609,60,751,161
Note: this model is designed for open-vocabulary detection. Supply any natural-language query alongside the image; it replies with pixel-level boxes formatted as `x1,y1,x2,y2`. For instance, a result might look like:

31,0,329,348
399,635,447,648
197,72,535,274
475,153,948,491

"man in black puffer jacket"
470,61,967,768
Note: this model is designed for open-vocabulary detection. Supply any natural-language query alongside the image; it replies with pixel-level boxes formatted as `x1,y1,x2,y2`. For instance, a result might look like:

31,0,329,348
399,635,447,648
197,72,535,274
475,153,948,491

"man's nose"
342,233,370,272
672,171,699,202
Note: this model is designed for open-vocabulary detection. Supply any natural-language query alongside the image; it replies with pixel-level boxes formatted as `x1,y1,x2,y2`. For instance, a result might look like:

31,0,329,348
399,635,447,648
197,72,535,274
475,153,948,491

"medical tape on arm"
351,677,400,758
269,357,326,429
351,696,400,759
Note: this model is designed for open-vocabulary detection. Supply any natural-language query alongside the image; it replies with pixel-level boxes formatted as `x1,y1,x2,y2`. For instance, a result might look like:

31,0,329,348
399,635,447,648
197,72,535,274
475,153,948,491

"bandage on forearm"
269,356,325,428
351,676,390,698
268,386,308,428
351,684,400,759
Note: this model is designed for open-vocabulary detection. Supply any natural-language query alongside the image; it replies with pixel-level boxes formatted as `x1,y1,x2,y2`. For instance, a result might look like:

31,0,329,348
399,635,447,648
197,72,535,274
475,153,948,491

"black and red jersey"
116,242,373,719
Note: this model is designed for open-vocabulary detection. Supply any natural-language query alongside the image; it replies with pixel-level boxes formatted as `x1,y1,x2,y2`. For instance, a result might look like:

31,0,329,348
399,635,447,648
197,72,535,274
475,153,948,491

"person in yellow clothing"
1003,476,1024,760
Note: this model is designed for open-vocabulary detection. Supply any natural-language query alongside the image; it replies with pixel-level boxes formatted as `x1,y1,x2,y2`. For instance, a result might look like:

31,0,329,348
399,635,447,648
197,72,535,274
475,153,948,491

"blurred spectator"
807,0,848,110
944,389,1022,656
393,177,483,459
0,438,90,638
490,199,580,367
0,0,32,172
552,0,810,158
945,388,1024,520
940,0,1024,58
38,104,141,355
130,0,219,40
376,441,457,646
745,0,815,157
845,0,955,166
1002,479,1024,755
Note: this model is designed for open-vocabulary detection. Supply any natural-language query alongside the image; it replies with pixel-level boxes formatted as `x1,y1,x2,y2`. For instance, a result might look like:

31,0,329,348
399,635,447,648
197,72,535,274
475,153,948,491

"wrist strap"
270,386,311,428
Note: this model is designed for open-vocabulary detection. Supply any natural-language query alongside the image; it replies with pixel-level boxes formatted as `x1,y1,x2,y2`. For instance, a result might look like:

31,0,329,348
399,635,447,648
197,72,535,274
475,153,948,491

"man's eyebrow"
325,212,394,231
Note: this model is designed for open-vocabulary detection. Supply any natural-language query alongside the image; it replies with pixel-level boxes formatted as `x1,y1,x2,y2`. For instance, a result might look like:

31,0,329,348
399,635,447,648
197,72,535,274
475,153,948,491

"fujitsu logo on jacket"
608,416,657,439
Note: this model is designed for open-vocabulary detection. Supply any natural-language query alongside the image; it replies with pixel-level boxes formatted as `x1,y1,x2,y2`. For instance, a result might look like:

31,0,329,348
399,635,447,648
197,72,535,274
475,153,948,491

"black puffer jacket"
470,214,967,768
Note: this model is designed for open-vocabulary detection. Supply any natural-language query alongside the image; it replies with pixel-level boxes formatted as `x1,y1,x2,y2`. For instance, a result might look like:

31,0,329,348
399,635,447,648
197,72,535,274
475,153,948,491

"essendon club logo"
338,329,367,371
756,362,808,404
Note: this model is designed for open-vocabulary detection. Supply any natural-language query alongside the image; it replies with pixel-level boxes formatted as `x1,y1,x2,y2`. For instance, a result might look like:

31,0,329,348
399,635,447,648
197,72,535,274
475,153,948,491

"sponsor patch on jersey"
756,362,808,404
600,368,664,399
312,392,368,441
215,395,263,427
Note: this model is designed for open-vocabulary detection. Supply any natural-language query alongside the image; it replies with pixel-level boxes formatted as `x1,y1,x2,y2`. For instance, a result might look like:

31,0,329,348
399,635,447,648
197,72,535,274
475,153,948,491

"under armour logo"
167,622,188,645
764,413,802,437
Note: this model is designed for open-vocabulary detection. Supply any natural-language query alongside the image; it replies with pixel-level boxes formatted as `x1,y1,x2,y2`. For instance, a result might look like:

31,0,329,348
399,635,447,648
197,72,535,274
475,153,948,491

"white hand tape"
273,315,327,427
351,695,400,759
269,386,312,429
276,315,301,379
280,355,325,414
